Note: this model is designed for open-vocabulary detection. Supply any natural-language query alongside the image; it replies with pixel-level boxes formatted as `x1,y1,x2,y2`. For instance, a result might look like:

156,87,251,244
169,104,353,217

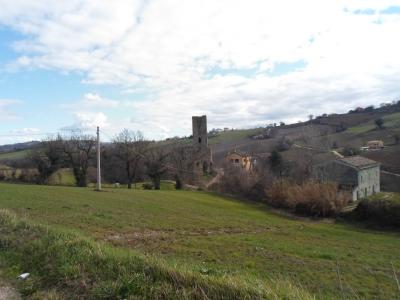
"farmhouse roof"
337,156,379,169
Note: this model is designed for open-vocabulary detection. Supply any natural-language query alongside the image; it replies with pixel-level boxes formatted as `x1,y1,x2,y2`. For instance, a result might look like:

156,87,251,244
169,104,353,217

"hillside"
210,109,400,164
0,149,31,161
0,183,399,299
0,141,39,153
207,108,400,191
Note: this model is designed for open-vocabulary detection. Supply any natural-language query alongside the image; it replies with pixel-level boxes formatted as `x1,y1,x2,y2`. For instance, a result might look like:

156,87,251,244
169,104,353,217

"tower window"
198,137,202,143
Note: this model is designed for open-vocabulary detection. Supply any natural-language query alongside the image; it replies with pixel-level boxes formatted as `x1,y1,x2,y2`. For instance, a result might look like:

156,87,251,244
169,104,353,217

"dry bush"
212,165,272,201
266,180,292,208
266,180,349,217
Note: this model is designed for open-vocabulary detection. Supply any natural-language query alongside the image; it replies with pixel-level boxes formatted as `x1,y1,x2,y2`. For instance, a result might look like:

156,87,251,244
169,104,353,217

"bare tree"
30,135,64,184
168,142,192,189
63,133,96,187
113,129,149,189
145,146,169,190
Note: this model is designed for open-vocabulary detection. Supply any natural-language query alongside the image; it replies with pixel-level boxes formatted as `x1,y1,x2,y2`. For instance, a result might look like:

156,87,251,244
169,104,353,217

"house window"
235,159,239,163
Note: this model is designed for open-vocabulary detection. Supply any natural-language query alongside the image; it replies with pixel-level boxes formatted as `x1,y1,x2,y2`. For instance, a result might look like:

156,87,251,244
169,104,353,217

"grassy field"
0,183,399,298
369,192,400,203
0,149,30,161
347,112,400,134
208,128,264,145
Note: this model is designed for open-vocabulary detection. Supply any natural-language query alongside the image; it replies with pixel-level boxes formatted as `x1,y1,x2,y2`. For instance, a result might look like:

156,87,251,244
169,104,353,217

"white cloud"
0,99,20,120
10,127,40,134
76,111,109,128
62,93,120,109
73,111,110,129
0,1,400,138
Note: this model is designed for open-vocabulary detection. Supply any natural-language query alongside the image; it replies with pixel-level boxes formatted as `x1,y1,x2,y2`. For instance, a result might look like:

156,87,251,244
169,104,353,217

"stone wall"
353,165,380,200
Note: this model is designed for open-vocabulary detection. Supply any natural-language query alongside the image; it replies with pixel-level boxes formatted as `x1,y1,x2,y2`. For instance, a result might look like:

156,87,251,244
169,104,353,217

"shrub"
349,195,400,228
375,118,384,130
266,180,350,217
266,180,292,208
276,137,292,152
142,183,154,190
341,147,360,156
211,166,271,201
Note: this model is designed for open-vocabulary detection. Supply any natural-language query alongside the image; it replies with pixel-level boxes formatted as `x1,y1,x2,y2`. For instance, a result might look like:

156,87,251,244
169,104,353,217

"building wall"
367,140,384,149
353,165,380,200
226,153,252,171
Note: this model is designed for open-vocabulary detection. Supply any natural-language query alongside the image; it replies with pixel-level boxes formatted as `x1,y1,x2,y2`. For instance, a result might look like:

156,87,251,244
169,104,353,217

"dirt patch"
105,226,276,247
0,281,20,300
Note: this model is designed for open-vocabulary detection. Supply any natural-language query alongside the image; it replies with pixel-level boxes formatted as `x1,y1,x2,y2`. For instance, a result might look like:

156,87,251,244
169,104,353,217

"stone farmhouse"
314,156,380,201
367,140,384,150
225,150,252,171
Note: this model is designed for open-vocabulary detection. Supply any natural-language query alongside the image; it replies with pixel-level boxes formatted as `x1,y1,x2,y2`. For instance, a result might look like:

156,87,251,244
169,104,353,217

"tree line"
26,129,192,189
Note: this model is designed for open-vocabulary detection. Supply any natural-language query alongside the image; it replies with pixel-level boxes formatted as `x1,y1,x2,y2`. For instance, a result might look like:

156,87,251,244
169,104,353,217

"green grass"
347,112,400,134
0,210,310,299
0,183,399,299
208,128,264,145
369,192,400,204
0,149,30,161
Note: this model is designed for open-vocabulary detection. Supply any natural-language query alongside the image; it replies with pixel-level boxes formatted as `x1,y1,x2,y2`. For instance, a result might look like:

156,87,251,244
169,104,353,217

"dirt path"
0,280,20,300
381,170,400,177
206,168,224,189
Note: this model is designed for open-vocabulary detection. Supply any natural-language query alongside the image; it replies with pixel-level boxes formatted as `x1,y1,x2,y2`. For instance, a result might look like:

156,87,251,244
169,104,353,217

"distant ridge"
0,141,39,153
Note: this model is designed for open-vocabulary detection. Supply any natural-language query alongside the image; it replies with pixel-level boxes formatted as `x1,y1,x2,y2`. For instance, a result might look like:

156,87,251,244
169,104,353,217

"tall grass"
0,209,312,299
267,180,349,217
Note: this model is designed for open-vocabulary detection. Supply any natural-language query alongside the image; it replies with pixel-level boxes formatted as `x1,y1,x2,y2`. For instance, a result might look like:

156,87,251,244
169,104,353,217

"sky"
0,0,400,145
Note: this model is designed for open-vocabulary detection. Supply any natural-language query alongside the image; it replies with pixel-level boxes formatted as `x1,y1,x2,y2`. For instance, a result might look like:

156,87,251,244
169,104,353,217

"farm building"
226,150,252,171
314,156,380,201
367,140,384,150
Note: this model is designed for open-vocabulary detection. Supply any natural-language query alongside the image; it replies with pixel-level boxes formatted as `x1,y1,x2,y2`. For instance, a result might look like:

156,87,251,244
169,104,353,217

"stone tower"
191,115,212,178
192,115,208,149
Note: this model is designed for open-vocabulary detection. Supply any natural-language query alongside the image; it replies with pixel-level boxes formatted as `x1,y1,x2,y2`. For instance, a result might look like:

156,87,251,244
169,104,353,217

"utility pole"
96,126,101,191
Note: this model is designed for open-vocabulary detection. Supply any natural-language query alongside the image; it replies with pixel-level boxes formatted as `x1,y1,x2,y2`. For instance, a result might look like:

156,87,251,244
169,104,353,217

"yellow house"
226,150,252,171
